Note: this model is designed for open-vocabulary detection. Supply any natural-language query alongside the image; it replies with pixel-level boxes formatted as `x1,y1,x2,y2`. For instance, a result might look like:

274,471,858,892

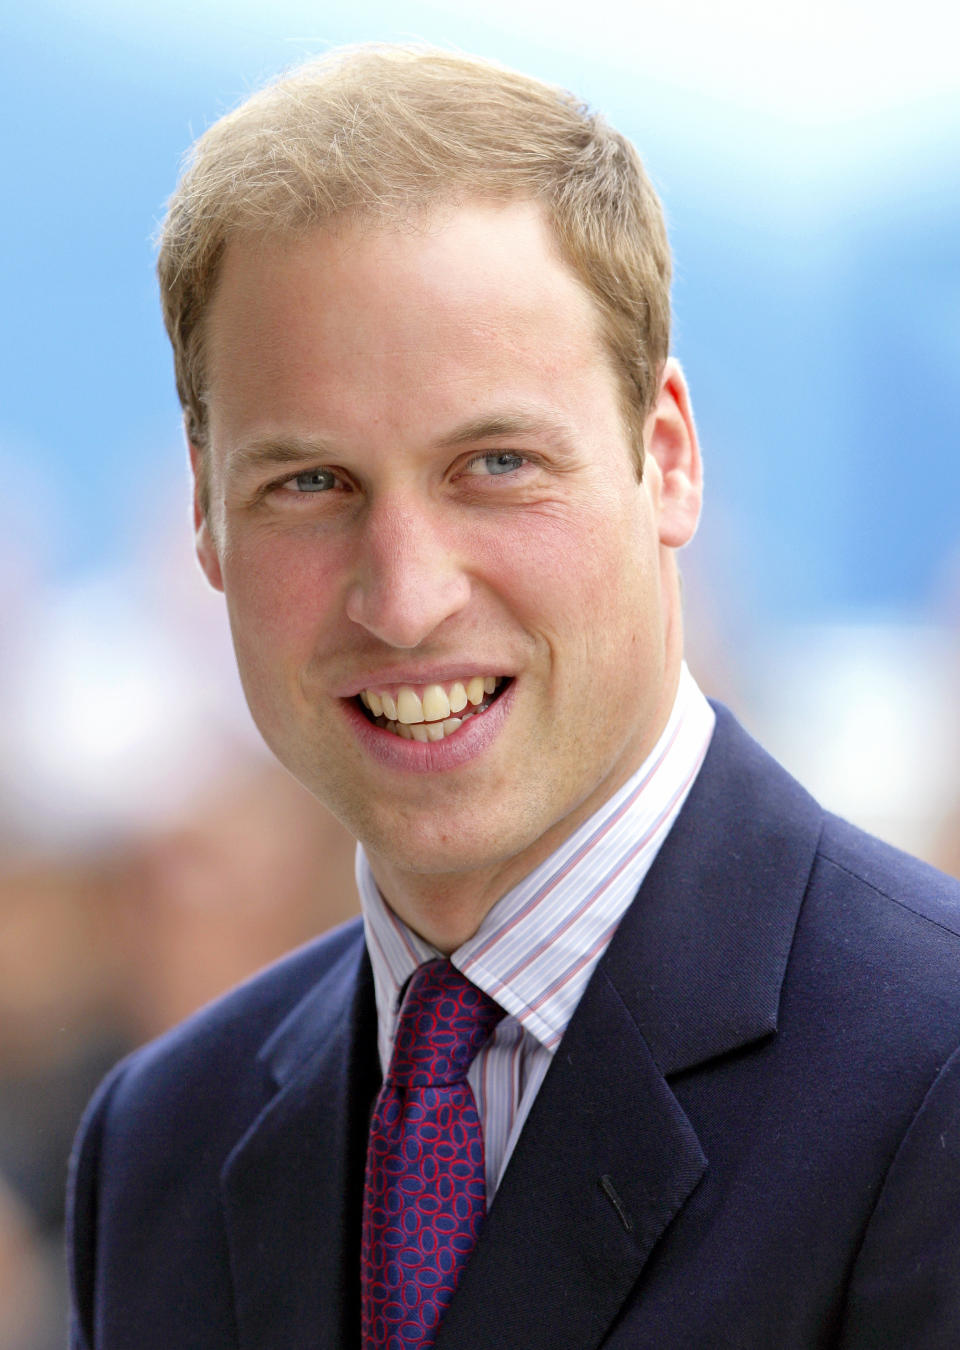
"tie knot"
389,959,504,1088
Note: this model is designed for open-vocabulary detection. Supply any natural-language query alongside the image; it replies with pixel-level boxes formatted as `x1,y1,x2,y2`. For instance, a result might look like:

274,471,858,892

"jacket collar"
609,701,823,1076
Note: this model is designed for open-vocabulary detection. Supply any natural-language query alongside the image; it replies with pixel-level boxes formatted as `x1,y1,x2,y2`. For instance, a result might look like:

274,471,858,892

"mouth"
354,676,511,742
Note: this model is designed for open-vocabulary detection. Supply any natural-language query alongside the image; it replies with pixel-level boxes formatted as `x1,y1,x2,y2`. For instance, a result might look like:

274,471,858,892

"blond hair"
158,45,672,507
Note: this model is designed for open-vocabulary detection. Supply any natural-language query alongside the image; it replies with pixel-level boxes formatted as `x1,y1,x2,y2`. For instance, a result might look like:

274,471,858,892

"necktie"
361,958,505,1349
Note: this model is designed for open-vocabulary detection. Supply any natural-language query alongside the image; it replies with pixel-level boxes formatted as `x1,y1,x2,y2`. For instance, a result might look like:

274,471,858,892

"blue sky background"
2,0,958,625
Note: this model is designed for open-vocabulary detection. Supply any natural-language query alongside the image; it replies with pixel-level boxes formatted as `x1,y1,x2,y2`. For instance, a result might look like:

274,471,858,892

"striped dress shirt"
357,663,715,1201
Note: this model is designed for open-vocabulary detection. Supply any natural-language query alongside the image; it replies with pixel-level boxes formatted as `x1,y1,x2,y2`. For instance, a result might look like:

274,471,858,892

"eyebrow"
228,436,338,474
228,410,576,473
437,411,575,449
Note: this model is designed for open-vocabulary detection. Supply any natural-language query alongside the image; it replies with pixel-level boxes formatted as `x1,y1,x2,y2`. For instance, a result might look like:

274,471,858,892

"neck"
364,862,502,954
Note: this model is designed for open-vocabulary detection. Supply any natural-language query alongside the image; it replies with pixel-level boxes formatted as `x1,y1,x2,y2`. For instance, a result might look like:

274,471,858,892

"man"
69,46,960,1349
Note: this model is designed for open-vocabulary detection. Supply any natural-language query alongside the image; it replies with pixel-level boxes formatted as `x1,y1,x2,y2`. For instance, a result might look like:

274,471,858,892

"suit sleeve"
838,1043,960,1348
66,1060,128,1350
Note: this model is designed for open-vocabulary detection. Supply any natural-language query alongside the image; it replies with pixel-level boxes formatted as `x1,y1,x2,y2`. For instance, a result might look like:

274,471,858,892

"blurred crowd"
1,499,958,1349
0,747,358,1349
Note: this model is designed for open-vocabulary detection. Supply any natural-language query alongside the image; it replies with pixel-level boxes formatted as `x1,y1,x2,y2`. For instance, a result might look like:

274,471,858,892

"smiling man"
69,46,960,1350
195,198,698,950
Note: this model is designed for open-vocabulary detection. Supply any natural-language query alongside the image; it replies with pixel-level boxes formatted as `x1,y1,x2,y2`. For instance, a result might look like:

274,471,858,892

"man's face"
196,200,700,914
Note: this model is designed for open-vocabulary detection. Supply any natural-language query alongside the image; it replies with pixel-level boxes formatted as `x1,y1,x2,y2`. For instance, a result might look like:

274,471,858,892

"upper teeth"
360,676,499,724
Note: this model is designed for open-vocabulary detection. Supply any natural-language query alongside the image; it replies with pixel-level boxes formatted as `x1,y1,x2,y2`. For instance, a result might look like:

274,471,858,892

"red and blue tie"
361,958,505,1349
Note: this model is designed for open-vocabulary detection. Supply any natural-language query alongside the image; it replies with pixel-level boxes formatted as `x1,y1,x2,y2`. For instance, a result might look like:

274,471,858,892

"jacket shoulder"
67,917,368,1346
817,811,960,939
105,914,364,1110
71,914,366,1190
707,700,960,952
788,808,960,1071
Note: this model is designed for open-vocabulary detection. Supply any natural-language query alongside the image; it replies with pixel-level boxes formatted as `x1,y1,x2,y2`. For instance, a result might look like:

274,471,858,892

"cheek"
484,498,611,577
221,533,342,660
488,501,657,638
478,514,582,627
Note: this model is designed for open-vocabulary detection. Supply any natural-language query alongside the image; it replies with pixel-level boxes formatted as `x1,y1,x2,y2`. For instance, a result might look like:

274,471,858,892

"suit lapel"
436,708,824,1350
434,962,706,1350
220,934,379,1350
614,703,824,1077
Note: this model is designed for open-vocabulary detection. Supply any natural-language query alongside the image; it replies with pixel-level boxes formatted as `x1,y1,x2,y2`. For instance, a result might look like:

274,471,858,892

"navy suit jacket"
69,707,960,1347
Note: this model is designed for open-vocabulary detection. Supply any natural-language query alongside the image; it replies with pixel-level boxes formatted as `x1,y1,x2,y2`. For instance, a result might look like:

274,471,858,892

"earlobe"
189,440,225,592
644,358,703,550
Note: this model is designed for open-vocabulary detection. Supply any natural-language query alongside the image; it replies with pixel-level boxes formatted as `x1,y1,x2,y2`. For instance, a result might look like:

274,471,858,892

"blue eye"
285,469,336,492
471,453,525,476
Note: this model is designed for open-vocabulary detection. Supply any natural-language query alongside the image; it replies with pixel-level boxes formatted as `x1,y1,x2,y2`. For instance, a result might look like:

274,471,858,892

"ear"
189,438,225,592
643,357,703,549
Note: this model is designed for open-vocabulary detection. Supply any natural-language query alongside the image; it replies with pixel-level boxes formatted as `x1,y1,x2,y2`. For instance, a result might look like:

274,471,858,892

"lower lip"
343,681,516,774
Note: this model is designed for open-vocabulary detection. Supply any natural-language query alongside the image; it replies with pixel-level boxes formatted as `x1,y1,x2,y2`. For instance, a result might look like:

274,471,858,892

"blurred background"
1,0,958,1343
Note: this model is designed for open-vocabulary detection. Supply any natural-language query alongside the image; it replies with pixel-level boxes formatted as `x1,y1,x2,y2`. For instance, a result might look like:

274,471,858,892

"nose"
344,498,471,649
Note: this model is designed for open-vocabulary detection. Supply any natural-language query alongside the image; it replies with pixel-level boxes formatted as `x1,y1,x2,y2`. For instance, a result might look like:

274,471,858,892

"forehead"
204,201,612,418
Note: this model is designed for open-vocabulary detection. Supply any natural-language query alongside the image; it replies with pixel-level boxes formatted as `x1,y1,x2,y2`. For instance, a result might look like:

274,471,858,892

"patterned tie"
361,958,505,1349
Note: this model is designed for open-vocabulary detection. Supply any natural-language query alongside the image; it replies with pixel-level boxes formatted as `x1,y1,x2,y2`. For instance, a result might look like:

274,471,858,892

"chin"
358,808,538,883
